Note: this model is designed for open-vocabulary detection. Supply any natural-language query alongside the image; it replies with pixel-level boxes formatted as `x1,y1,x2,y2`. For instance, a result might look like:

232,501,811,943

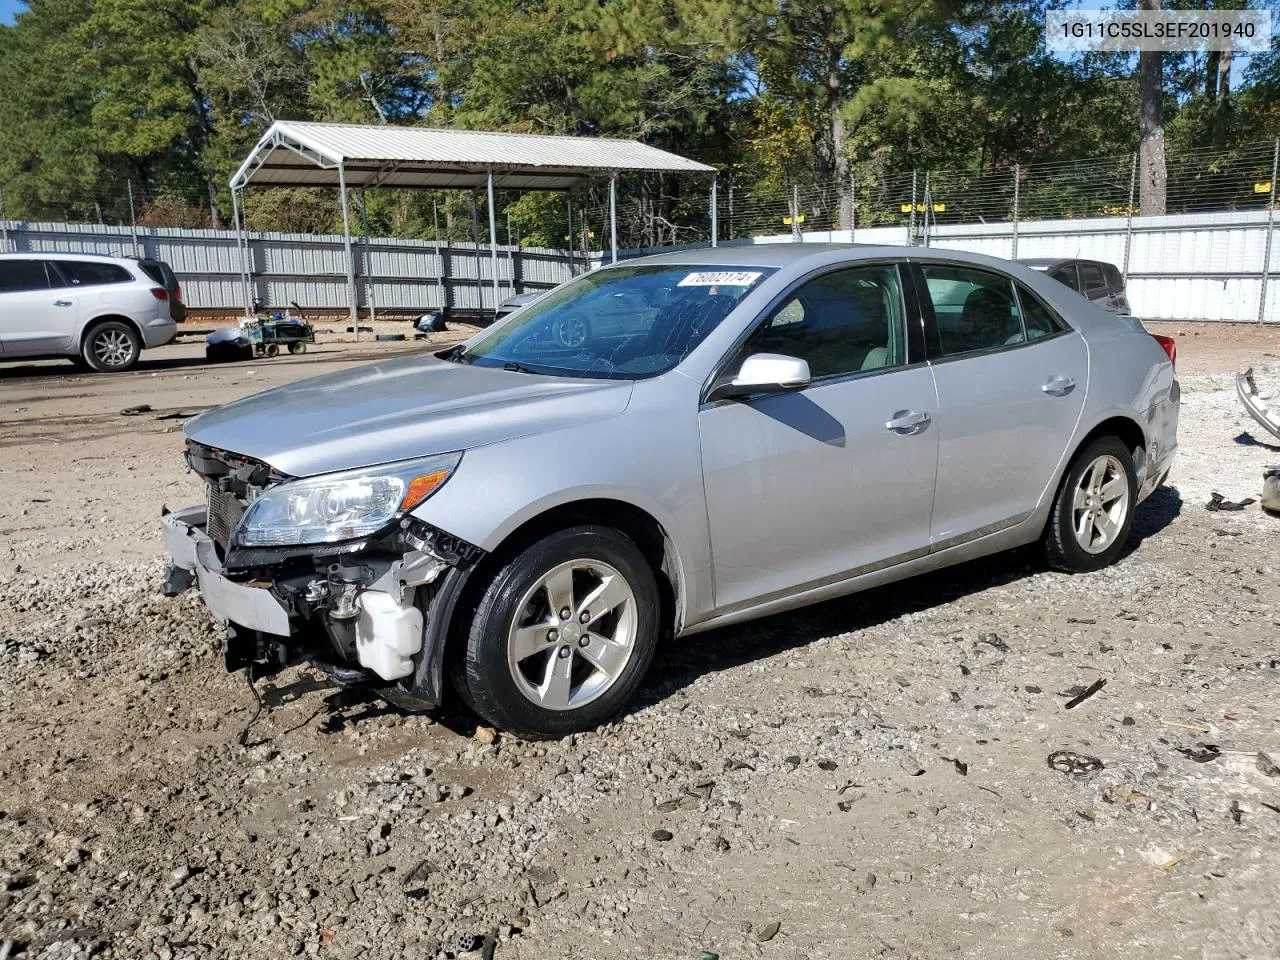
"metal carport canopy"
228,122,718,323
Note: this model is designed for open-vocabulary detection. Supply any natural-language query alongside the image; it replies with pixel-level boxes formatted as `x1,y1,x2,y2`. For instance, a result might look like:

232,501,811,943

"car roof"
1016,256,1119,271
623,242,1072,278
0,251,140,263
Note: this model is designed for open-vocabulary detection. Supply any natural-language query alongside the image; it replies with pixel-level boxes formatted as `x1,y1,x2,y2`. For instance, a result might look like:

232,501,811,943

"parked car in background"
163,245,1178,738
135,258,187,323
494,291,544,321
0,253,179,371
1018,258,1131,316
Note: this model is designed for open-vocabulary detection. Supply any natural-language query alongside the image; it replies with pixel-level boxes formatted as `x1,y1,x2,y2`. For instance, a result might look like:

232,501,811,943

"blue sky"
0,0,24,26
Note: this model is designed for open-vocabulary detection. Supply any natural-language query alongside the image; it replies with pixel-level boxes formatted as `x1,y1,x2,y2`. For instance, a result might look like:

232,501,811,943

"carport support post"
487,170,500,315
337,163,359,339
1259,139,1279,324
567,196,576,276
230,186,251,315
710,174,718,248
609,172,618,263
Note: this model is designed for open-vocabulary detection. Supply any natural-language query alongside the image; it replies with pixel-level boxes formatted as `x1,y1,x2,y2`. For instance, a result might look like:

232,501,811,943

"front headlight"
234,452,462,547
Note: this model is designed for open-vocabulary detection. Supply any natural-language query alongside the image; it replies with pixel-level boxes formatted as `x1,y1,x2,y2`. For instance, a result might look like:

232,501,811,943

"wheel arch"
433,496,685,710
1072,413,1147,469
469,497,683,638
79,313,144,351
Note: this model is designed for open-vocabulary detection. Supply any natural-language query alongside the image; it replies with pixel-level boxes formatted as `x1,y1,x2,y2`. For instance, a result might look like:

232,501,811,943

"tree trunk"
207,179,221,229
1218,46,1232,102
1206,49,1220,102
1137,0,1166,215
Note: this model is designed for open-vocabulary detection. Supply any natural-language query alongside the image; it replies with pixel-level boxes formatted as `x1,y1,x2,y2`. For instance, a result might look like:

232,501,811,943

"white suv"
0,253,179,372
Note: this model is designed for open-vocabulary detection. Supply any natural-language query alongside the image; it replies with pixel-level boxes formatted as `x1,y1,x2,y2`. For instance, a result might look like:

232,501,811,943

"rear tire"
455,526,659,738
81,320,141,372
1043,436,1138,573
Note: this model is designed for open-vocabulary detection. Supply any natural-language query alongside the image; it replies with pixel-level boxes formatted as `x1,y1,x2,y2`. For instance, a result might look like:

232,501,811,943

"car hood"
184,353,634,477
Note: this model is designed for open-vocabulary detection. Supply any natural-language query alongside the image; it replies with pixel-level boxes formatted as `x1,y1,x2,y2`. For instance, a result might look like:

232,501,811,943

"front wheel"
81,321,141,372
1043,436,1138,572
455,526,660,738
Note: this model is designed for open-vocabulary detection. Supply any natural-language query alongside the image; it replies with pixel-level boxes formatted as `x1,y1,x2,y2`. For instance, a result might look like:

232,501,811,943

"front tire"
1044,436,1138,572
456,526,659,738
81,320,141,372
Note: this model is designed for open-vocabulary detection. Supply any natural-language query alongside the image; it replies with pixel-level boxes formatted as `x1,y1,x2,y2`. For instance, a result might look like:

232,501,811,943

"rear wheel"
81,320,141,372
455,526,659,738
1044,436,1137,572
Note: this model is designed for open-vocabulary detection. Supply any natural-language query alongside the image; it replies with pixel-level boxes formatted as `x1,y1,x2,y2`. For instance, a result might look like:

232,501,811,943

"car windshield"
455,264,774,379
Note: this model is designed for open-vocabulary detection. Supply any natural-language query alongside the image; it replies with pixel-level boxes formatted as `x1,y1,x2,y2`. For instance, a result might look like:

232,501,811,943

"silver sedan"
164,244,1179,737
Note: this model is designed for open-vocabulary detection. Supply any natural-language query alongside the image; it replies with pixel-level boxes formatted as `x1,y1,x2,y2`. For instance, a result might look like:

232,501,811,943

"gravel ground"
1,323,1279,959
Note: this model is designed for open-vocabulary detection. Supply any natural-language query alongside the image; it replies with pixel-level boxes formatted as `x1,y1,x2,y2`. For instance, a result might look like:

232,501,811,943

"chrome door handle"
1042,375,1076,396
885,410,931,434
53,299,73,307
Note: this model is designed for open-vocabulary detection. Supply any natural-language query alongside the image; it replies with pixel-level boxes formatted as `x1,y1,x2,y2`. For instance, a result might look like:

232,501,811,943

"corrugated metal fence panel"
7,213,1280,319
0,220,583,314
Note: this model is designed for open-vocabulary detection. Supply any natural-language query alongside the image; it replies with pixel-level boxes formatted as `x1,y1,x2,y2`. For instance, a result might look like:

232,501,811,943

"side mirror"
707,353,811,402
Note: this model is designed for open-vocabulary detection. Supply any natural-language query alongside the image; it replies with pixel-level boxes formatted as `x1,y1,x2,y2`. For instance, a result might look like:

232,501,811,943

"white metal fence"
5,208,1280,322
0,220,583,316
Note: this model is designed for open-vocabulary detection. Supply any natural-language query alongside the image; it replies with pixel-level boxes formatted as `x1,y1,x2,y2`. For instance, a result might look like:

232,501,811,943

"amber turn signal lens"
399,470,452,511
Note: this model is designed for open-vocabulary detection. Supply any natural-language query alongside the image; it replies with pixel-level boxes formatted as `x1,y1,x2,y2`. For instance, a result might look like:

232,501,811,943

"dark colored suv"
136,258,187,322
1017,258,1131,316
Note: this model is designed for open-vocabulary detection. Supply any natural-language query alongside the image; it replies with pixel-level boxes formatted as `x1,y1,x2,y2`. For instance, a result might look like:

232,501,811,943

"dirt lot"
1,320,1278,960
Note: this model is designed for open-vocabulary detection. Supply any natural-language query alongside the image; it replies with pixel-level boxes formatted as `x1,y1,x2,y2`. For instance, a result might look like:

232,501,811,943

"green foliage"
0,0,1274,237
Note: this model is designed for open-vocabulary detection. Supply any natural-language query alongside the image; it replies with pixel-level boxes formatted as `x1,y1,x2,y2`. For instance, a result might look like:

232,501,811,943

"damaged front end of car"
160,440,484,708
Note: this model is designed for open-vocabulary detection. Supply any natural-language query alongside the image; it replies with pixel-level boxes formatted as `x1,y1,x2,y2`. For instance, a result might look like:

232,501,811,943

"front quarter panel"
410,374,712,627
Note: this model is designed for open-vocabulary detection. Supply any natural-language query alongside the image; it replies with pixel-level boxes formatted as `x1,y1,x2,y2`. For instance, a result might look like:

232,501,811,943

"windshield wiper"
438,344,467,363
502,361,539,375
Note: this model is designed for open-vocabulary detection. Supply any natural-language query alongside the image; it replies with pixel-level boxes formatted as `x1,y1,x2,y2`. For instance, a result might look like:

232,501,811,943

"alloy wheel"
92,328,134,368
506,559,638,711
1071,454,1130,554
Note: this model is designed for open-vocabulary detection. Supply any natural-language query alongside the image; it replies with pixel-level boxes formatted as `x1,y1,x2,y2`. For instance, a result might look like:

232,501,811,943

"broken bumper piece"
1237,367,1280,442
160,503,482,708
161,506,291,635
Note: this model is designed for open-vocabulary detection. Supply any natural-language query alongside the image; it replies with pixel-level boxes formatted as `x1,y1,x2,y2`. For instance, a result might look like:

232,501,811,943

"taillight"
1152,334,1176,368
174,284,183,303
150,287,169,301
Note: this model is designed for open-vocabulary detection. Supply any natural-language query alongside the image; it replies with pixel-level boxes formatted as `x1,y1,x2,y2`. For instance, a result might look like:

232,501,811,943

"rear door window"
54,260,134,286
1050,264,1080,292
138,261,166,286
0,259,51,293
1015,283,1068,340
1103,263,1124,291
919,264,1025,356
1078,263,1107,296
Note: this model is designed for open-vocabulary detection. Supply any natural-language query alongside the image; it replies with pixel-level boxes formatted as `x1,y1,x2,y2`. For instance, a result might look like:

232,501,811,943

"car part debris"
1237,368,1280,442
1177,743,1221,763
1047,750,1104,776
756,921,781,943
1264,467,1280,514
975,632,1009,653
160,564,194,597
1206,492,1256,511
452,931,484,954
1230,800,1244,824
237,669,266,747
120,404,152,416
1064,677,1107,710
1257,752,1280,777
